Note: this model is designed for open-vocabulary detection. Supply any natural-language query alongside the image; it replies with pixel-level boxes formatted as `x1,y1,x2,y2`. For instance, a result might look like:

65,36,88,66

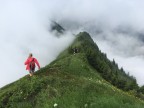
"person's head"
29,53,33,58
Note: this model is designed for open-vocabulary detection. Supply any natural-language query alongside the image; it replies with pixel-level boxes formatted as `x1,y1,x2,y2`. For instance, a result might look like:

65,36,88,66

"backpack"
30,58,35,70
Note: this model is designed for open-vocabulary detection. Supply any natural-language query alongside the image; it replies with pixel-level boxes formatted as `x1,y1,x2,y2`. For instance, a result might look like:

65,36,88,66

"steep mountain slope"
50,21,65,36
0,32,144,108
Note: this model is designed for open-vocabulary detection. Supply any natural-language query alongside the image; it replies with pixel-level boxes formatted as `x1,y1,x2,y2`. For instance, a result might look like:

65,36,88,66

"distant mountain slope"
0,32,144,108
50,21,65,36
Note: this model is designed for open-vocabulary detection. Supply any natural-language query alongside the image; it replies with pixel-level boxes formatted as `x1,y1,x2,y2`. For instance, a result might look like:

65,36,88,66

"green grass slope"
0,32,144,108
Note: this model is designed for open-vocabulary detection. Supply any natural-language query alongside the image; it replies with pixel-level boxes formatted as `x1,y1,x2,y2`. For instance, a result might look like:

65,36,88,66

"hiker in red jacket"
24,53,40,76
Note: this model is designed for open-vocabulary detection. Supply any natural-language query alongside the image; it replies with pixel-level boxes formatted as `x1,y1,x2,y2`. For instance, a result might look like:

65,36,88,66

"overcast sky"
1,0,144,87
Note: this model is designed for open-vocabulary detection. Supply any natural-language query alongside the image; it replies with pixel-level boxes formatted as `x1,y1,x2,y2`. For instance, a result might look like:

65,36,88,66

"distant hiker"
24,53,40,76
73,47,79,55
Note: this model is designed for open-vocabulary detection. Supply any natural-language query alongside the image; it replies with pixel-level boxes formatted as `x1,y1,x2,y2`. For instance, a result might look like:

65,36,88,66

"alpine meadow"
1,0,144,108
1,24,144,107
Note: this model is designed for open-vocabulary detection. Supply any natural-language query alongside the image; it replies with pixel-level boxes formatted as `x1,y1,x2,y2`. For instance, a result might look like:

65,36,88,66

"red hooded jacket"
24,57,40,71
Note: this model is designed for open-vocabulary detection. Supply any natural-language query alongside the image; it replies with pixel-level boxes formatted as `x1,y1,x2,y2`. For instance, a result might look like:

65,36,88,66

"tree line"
69,32,144,99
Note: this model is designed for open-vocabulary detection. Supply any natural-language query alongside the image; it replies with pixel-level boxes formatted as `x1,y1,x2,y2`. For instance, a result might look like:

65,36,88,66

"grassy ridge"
0,33,144,108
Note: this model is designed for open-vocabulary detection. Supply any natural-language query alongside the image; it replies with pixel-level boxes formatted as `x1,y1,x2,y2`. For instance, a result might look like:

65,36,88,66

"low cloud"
0,0,75,87
54,0,144,86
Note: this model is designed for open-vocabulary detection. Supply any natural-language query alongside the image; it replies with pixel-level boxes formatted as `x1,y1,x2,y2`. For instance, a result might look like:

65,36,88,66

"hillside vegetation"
0,32,144,108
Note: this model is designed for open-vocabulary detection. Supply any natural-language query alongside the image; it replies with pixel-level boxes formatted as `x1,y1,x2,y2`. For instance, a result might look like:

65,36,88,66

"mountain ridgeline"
50,21,65,36
0,31,144,108
75,32,138,91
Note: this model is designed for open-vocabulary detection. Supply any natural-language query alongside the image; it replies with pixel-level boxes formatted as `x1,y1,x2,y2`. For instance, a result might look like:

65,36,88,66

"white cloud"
51,0,144,86
0,0,75,87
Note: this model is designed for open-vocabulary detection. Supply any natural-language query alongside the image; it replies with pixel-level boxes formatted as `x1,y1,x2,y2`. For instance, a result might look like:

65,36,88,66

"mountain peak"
50,21,65,36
